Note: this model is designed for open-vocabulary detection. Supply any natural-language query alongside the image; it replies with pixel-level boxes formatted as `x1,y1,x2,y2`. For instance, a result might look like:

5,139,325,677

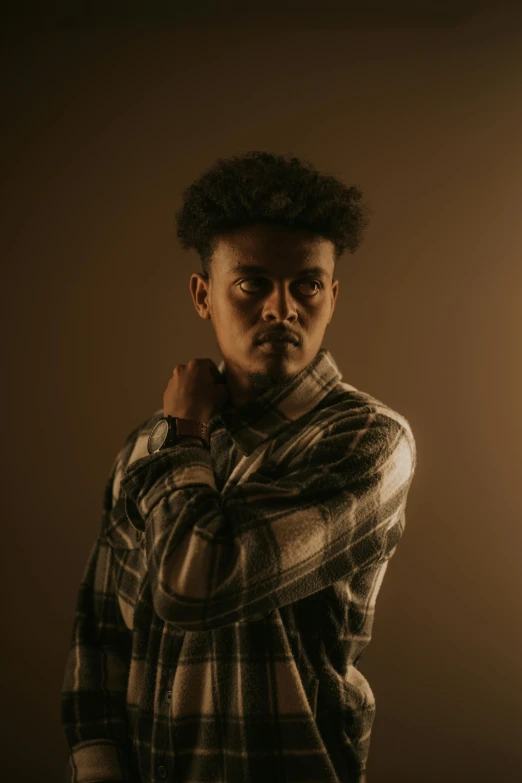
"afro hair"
174,150,371,279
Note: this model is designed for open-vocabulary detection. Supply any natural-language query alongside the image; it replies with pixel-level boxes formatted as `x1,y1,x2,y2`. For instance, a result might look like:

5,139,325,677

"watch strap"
165,415,210,450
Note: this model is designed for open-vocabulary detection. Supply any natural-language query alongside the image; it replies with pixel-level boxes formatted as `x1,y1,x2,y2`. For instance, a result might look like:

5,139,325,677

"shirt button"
165,690,172,702
157,765,167,779
136,530,142,541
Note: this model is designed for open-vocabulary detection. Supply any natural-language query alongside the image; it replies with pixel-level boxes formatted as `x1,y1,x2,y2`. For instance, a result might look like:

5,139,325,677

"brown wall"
1,2,521,781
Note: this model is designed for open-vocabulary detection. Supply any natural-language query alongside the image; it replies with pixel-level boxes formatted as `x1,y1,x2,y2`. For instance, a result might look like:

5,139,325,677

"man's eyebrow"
229,264,329,278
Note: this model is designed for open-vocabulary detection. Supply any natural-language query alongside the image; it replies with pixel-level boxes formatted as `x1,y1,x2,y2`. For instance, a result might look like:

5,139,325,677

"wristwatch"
147,415,210,454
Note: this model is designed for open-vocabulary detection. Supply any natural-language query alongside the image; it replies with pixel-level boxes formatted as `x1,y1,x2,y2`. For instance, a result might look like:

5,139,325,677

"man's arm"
61,453,133,783
120,408,417,632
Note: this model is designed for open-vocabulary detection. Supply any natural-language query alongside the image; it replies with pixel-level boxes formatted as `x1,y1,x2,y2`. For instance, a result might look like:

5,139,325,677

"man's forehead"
215,230,332,261
227,262,330,278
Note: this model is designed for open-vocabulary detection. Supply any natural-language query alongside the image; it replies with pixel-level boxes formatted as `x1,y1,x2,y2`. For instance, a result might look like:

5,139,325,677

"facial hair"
247,369,296,399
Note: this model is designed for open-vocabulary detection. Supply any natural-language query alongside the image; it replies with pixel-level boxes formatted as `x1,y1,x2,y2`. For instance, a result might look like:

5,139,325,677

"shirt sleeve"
120,409,417,632
61,450,134,783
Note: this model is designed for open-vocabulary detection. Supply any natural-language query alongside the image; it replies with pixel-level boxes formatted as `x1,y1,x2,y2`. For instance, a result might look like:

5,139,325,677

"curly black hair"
174,150,371,279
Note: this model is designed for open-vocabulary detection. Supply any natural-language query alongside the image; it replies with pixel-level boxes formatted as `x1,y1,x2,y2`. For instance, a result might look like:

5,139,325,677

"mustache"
257,330,299,344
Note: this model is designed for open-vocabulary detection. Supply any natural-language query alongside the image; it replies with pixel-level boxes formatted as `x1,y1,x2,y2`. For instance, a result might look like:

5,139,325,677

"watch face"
148,419,169,453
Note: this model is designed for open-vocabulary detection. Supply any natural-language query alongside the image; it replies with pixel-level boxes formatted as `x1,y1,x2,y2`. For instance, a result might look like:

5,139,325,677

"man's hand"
163,358,229,424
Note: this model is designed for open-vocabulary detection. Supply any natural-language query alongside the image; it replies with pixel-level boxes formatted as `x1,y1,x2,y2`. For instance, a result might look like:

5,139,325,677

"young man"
61,151,416,783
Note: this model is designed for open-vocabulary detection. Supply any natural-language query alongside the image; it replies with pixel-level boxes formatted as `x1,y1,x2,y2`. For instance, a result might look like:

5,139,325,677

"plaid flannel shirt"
61,346,417,783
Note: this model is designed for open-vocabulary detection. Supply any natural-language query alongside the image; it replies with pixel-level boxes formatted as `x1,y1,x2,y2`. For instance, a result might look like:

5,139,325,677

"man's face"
189,223,339,407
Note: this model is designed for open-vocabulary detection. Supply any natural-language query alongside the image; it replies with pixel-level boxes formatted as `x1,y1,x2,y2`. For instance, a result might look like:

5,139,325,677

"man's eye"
238,278,322,295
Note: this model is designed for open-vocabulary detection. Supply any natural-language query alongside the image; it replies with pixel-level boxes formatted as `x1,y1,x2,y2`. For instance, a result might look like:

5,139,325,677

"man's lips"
258,339,297,353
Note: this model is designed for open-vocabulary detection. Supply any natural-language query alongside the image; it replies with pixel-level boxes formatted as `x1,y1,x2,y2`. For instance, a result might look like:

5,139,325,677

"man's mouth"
258,340,296,353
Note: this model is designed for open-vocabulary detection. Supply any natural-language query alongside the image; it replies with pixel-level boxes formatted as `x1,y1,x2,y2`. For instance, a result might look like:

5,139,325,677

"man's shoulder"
322,381,416,459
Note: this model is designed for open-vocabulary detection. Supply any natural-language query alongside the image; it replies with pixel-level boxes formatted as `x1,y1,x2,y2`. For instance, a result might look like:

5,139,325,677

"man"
61,150,416,783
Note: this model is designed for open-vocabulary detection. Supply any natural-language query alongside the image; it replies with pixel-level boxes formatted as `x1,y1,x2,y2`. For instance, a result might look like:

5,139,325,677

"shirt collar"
212,346,344,456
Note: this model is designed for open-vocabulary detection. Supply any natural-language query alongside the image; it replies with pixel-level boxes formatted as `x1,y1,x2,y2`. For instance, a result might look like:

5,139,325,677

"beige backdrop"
1,2,521,781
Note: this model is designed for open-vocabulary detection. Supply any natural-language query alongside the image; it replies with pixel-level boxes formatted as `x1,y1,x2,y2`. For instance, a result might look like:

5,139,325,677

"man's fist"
163,358,228,423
